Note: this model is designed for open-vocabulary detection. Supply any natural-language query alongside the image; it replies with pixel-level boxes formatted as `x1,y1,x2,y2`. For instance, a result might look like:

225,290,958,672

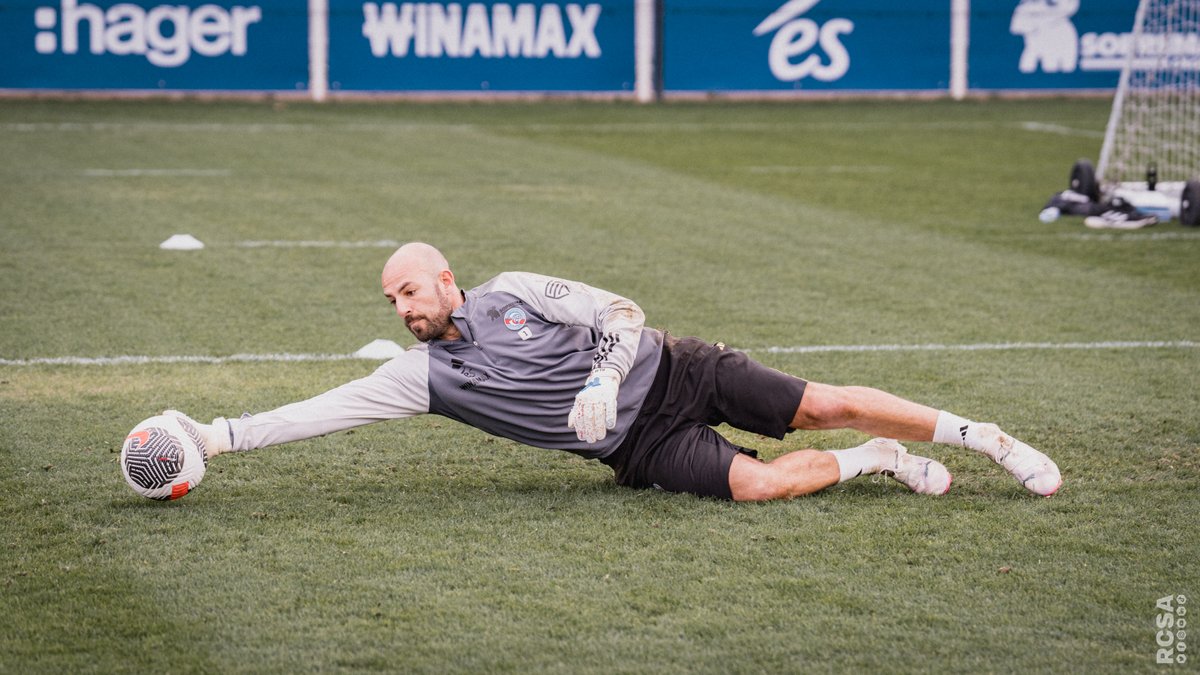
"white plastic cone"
160,234,205,250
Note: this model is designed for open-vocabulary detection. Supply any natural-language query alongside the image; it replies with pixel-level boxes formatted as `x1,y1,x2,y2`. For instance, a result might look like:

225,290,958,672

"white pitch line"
1018,121,1105,138
235,240,401,249
744,165,892,174
1,120,1008,135
746,340,1198,355
4,120,1103,136
2,122,478,133
0,353,363,367
2,340,1195,367
82,168,231,177
1059,231,1200,241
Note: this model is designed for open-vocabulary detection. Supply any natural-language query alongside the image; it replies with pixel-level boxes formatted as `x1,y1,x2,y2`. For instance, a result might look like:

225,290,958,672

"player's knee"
792,383,863,430
729,455,785,501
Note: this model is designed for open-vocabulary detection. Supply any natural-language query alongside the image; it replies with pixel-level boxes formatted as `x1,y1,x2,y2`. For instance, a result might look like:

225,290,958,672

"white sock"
935,411,1011,460
933,411,972,447
829,442,893,484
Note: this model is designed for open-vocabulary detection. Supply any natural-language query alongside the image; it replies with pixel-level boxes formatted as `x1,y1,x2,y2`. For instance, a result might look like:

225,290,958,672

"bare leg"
728,451,840,501
790,382,939,440
727,438,952,502
790,381,1061,496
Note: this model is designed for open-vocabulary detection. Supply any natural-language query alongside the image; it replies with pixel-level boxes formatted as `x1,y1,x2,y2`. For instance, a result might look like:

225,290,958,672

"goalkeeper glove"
163,410,233,459
567,369,620,443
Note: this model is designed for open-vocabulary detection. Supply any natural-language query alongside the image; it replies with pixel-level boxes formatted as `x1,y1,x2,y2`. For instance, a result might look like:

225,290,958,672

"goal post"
1095,0,1199,223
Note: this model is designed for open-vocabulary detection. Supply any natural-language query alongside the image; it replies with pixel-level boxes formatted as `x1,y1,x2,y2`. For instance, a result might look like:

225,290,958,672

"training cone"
160,234,205,250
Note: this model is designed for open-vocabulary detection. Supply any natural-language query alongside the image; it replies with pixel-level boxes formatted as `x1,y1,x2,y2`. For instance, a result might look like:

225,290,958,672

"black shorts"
601,334,808,499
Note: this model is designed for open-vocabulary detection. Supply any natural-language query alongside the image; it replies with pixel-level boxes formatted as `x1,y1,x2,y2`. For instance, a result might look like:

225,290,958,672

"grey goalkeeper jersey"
226,272,664,459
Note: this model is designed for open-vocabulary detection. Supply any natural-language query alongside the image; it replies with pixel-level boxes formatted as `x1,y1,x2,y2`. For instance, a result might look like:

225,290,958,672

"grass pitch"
1,98,1197,673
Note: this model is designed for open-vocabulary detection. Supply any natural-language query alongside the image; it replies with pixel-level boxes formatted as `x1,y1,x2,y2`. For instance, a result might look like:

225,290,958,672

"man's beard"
405,286,455,342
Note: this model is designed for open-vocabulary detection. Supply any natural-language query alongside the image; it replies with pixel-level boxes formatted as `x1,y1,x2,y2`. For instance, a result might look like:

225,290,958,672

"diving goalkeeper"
169,242,1062,501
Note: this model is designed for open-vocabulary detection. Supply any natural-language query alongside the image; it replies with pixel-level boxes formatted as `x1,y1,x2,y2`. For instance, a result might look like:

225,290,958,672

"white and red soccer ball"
120,414,207,500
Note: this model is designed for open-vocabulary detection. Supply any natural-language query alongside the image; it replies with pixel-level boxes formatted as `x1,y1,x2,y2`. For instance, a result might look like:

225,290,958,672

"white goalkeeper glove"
567,368,620,443
163,410,233,460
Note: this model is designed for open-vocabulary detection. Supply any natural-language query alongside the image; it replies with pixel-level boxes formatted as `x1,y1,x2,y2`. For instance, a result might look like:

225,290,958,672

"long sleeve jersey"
226,272,665,459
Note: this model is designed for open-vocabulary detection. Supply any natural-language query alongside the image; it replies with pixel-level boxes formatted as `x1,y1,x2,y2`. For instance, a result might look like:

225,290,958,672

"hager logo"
33,0,262,67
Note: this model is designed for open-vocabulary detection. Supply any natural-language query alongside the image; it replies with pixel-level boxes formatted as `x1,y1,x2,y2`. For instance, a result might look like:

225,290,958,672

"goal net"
1097,0,1200,189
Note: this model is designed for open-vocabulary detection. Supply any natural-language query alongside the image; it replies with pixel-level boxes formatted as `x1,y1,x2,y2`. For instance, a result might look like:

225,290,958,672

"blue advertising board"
1,0,1187,94
328,0,636,91
0,0,308,89
663,0,951,92
970,0,1140,90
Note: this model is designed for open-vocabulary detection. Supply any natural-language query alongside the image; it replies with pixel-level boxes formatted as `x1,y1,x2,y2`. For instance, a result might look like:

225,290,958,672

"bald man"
173,243,1061,501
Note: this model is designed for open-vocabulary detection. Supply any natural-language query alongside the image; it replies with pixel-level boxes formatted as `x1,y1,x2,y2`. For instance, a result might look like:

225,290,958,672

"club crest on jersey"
503,307,527,331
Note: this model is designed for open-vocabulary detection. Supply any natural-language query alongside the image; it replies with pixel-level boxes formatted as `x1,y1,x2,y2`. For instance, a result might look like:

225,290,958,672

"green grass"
1,98,1197,673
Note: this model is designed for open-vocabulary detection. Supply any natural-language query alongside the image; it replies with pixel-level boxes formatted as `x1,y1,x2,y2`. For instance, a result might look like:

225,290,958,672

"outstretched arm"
167,349,431,459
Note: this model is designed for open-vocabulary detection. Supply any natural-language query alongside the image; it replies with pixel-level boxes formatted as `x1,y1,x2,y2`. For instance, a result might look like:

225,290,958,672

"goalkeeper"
173,242,1061,501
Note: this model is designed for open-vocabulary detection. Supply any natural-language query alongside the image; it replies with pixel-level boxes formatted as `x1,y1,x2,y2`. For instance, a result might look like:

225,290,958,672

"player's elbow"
604,298,644,326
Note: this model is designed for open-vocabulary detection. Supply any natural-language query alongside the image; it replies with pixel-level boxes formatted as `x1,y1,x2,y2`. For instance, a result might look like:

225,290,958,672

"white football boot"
972,424,1062,496
871,438,953,495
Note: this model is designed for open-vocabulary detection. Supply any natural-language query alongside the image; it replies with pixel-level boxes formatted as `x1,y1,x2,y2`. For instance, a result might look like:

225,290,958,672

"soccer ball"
120,414,208,500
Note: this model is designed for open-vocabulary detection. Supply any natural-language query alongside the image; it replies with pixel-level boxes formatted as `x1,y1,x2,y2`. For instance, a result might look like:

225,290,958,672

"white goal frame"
1096,0,1200,207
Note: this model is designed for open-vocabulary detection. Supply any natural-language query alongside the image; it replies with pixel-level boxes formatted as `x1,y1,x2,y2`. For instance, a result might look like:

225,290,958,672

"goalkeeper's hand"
163,410,233,460
567,369,620,443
